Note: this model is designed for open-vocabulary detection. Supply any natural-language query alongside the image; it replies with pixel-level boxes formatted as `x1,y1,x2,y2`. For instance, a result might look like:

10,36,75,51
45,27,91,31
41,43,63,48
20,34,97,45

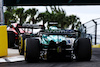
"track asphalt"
0,48,100,67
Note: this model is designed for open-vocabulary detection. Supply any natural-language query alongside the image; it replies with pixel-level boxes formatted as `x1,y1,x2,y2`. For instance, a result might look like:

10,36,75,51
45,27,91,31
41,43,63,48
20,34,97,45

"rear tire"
24,38,40,62
74,38,92,61
7,31,15,48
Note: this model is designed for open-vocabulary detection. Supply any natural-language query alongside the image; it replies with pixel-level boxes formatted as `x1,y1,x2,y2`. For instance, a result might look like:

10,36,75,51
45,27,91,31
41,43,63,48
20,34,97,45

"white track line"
7,56,24,62
0,58,7,62
0,55,24,63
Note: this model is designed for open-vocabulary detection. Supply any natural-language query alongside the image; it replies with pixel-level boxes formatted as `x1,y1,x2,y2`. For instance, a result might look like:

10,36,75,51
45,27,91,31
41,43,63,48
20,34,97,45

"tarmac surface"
0,48,100,67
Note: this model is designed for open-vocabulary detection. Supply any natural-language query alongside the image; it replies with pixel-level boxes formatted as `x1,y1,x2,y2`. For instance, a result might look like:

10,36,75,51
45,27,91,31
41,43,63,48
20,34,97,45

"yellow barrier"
0,25,8,57
92,44,100,48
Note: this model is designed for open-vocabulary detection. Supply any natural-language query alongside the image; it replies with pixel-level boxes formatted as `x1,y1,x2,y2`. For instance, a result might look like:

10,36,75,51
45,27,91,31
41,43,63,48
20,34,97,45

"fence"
79,18,100,45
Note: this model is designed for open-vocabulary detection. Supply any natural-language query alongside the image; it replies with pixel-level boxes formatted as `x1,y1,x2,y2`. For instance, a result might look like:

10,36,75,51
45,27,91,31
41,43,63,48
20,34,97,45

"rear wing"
40,29,80,38
40,29,79,35
49,22,58,25
48,22,58,26
45,30,75,35
18,24,44,29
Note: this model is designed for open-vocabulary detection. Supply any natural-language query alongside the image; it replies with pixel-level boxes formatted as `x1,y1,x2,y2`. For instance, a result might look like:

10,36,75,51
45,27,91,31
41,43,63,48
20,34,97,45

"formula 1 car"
19,23,92,62
7,23,31,48
7,23,24,48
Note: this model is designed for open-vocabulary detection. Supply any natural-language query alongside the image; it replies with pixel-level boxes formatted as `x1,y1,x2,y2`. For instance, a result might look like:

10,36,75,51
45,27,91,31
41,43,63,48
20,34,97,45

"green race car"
18,23,92,62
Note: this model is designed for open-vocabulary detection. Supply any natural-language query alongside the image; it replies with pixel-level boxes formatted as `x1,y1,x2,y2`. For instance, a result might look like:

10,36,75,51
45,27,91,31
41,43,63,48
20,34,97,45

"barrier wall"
0,25,8,57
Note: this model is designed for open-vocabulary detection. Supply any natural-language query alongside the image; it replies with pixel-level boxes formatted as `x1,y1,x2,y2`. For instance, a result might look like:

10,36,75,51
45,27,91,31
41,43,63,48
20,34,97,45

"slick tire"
25,38,40,62
8,31,15,48
74,38,92,61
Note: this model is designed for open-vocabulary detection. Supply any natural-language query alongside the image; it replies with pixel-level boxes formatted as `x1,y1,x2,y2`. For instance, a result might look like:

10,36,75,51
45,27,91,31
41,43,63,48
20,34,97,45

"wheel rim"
18,36,23,54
